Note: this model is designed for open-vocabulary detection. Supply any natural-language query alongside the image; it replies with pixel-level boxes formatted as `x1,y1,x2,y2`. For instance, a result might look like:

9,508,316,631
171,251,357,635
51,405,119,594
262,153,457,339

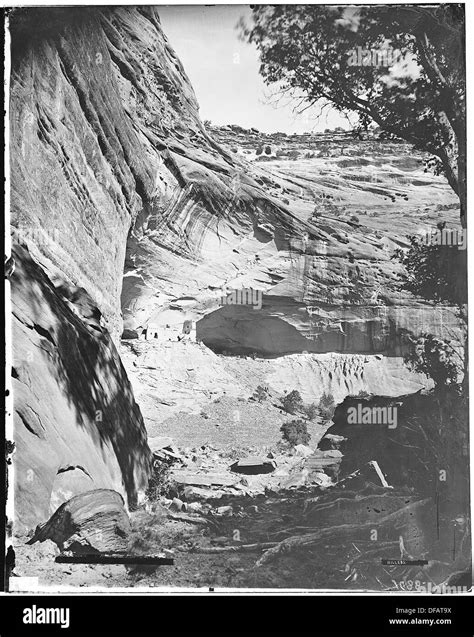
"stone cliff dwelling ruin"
144,324,161,340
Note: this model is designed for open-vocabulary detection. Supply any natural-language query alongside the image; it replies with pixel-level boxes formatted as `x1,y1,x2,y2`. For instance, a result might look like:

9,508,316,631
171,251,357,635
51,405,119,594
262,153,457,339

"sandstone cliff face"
8,5,243,528
8,7,168,529
12,6,459,356
9,6,463,529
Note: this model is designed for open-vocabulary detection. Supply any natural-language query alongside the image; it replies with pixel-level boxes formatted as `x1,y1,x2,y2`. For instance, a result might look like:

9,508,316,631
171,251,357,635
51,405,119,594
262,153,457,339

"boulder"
183,486,227,500
230,456,275,475
170,498,184,512
27,489,131,553
215,506,233,517
311,472,333,488
148,436,174,452
318,434,346,451
294,444,314,458
171,471,238,487
121,328,139,340
322,449,343,459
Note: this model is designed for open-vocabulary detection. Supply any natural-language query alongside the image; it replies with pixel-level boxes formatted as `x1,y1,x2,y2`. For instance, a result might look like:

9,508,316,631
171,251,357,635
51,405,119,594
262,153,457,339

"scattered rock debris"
13,437,467,591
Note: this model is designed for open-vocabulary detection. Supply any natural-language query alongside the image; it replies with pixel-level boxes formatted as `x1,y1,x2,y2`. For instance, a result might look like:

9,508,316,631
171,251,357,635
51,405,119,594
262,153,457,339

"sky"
159,5,351,134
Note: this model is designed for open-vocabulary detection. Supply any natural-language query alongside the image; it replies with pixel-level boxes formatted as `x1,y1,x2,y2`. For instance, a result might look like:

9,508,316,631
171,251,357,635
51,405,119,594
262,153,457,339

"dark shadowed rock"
121,328,139,340
230,456,275,475
11,247,151,532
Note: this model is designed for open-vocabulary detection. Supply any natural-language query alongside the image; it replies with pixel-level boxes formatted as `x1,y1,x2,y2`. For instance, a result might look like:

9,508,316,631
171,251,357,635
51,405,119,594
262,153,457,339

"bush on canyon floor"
252,385,269,403
281,389,304,414
318,392,336,421
280,419,311,446
145,459,174,501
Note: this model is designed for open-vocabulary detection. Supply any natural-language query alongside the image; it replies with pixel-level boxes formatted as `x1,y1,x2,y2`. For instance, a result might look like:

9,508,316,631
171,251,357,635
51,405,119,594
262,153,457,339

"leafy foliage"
392,224,466,306
392,225,466,390
252,385,269,403
303,402,318,420
318,392,336,421
280,419,311,446
405,334,459,389
281,389,304,414
145,458,174,501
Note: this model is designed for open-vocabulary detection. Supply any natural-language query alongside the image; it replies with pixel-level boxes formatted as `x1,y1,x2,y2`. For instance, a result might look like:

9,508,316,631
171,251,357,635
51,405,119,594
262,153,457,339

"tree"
280,419,311,446
405,334,459,390
252,385,269,403
392,223,467,306
303,402,318,420
281,389,303,414
392,230,468,519
393,226,467,390
318,392,336,421
241,5,466,225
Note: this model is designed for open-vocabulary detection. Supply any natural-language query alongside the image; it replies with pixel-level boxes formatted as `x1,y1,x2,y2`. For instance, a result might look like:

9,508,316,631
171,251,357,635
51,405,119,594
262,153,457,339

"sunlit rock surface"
120,340,432,441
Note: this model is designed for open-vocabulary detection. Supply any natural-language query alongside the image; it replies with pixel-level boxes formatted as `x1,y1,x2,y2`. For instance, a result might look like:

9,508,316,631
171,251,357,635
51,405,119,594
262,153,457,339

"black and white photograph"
3,0,471,603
